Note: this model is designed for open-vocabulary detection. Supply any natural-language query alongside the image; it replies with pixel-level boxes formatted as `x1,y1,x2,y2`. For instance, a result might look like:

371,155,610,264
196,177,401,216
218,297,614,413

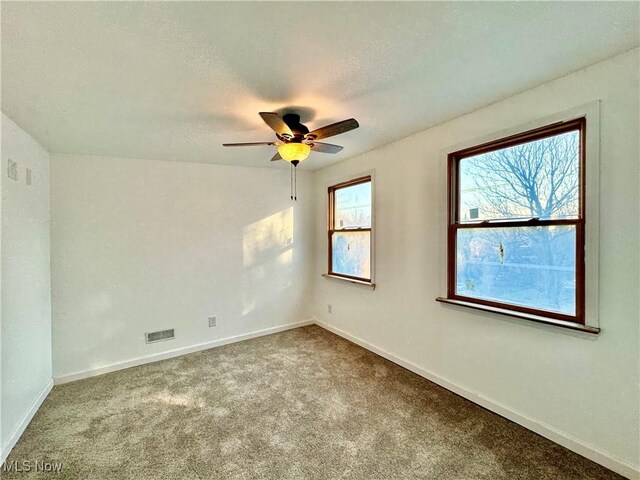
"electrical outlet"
327,304,332,314
7,159,17,181
208,316,217,327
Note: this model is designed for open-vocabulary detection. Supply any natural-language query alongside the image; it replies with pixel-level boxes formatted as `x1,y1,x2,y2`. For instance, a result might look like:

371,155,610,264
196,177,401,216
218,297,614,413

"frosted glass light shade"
278,143,311,163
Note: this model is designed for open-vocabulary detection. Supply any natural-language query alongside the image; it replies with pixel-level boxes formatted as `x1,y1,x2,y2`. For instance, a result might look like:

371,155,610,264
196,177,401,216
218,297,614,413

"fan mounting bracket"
277,133,293,142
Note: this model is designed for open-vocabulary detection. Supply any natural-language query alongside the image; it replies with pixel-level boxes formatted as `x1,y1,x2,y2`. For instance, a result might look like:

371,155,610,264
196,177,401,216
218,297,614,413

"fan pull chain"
288,163,298,201
290,162,293,201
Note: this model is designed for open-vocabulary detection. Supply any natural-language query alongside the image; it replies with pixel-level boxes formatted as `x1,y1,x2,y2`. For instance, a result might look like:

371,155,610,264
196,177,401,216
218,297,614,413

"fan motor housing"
282,113,309,137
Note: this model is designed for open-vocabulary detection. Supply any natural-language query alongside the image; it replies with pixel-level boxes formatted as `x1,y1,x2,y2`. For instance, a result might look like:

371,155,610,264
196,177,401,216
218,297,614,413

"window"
327,176,372,283
442,118,586,326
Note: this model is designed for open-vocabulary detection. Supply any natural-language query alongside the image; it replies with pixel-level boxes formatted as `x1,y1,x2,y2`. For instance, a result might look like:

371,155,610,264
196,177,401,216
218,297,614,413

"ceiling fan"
223,112,359,166
223,112,359,200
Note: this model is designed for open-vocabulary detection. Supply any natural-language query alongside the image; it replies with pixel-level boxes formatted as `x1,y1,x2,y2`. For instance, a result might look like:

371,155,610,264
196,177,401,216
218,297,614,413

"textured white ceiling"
1,2,638,170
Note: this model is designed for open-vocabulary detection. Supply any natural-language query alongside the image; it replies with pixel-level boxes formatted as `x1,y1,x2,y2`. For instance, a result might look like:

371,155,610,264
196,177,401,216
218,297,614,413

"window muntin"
328,176,372,282
447,119,585,324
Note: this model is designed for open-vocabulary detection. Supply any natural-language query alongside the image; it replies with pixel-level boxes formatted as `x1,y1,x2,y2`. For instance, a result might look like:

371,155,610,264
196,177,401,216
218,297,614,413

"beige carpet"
4,325,622,479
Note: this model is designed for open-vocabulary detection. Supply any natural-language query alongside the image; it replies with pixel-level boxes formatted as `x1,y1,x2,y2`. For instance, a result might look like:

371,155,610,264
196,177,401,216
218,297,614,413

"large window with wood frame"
443,118,586,324
328,176,372,283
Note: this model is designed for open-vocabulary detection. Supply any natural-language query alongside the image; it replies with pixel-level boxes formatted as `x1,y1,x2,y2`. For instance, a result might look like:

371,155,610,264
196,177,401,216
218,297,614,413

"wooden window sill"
322,274,376,290
435,297,600,334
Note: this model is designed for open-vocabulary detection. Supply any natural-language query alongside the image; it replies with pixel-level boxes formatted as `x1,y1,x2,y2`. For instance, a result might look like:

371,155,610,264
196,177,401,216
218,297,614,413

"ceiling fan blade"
311,142,343,154
222,142,276,147
306,118,359,140
270,152,282,162
259,112,293,138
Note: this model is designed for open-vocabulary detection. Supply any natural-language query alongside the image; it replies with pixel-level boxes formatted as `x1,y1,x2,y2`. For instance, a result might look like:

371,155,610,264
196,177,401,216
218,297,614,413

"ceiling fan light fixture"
278,142,311,163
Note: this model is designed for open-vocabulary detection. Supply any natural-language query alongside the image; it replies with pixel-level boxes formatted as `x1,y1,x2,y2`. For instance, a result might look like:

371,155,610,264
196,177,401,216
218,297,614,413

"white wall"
51,154,314,379
1,113,53,460
312,49,640,477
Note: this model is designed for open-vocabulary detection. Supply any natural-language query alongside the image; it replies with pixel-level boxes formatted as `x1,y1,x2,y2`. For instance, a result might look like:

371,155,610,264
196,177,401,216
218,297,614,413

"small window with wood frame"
440,118,586,326
327,176,373,283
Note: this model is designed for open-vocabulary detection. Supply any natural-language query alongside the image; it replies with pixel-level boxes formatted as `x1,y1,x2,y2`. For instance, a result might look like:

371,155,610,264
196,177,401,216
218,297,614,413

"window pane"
459,130,580,222
335,181,371,228
455,226,576,315
332,231,370,278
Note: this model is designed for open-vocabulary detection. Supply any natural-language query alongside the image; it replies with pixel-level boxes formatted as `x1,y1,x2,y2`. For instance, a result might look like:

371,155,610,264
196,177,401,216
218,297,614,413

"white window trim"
323,169,376,288
438,101,600,331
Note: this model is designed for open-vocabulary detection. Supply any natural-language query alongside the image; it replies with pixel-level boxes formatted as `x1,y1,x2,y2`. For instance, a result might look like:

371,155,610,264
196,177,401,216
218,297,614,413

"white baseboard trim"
313,319,639,480
55,320,314,385
1,378,54,464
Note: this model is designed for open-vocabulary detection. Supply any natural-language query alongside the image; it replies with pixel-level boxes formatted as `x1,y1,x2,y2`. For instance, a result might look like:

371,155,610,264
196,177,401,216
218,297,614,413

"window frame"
327,175,373,284
444,118,587,325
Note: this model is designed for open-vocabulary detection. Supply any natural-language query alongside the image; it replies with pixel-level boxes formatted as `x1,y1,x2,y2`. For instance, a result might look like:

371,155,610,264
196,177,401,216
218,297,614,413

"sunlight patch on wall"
278,249,293,266
242,208,294,268
241,207,294,316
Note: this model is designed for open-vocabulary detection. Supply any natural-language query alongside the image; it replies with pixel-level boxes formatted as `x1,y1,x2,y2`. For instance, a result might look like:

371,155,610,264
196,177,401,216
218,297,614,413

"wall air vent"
145,329,175,344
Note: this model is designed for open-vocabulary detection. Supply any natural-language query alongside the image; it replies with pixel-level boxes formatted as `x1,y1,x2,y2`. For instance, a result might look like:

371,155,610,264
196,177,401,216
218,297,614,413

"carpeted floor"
4,325,622,479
